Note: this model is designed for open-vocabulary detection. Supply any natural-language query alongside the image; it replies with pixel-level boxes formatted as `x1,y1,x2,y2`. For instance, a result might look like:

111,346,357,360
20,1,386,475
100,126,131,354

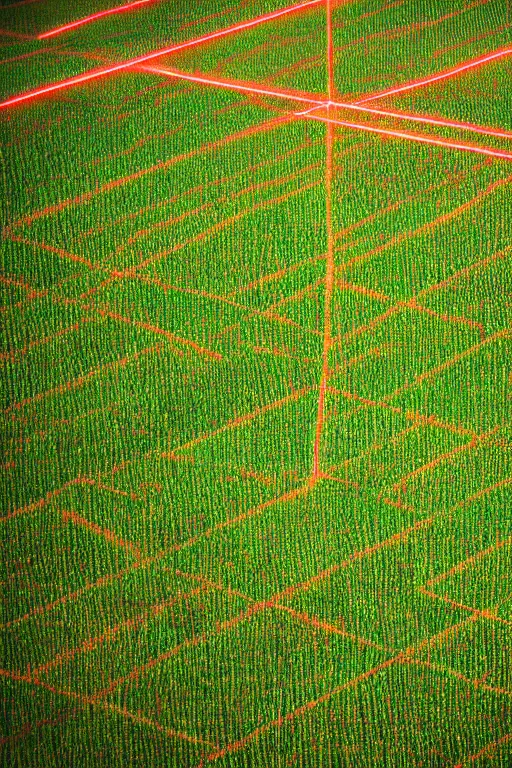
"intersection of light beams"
0,0,323,108
144,64,512,145
2,1,511,162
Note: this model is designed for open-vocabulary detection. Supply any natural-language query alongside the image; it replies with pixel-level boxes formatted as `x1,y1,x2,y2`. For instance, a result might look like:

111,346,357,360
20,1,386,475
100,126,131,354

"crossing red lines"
61,508,142,563
4,3,512,762
139,64,512,148
0,0,323,108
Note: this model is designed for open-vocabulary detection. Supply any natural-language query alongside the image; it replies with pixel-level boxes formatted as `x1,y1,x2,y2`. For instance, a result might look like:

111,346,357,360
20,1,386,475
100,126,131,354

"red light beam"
138,64,325,105
0,0,323,108
354,46,512,104
296,112,512,161
37,0,153,39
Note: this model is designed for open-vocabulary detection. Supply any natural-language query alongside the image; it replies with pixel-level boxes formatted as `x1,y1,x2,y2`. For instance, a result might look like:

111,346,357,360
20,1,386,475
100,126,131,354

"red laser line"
461,732,512,764
354,46,512,104
326,0,335,102
426,536,512,588
311,0,336,482
37,0,152,39
0,28,34,40
139,64,325,105
33,585,207,677
297,112,512,160
0,0,323,108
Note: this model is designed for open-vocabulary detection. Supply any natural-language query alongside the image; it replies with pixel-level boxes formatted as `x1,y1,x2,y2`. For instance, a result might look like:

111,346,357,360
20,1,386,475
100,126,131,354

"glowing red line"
326,0,334,100
139,65,325,105
297,113,512,160
37,0,152,39
0,0,323,108
355,46,512,103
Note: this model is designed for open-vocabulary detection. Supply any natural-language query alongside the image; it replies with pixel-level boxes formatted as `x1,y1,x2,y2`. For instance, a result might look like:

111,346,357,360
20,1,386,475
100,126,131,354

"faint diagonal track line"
396,328,511,392
5,114,298,233
3,343,164,414
101,274,324,337
419,588,512,627
333,244,512,348
30,585,208,679
60,508,142,564
411,658,512,698
456,731,512,766
336,172,512,273
0,667,218,750
1,476,95,523
326,386,479,439
128,177,323,273
163,385,316,459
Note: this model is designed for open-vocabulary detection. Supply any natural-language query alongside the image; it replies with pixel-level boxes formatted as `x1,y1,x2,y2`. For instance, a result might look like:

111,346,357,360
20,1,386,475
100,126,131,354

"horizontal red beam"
0,0,322,108
297,111,512,160
355,46,512,104
37,0,153,39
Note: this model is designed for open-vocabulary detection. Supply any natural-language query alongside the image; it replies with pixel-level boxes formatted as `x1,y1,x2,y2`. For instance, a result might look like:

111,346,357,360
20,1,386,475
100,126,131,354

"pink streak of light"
354,46,512,104
0,0,323,108
296,112,512,161
37,0,153,39
139,64,325,105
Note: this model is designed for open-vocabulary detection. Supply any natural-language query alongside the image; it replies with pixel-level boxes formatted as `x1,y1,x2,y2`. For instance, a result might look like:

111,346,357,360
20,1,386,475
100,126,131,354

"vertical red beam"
312,0,335,480
326,0,335,102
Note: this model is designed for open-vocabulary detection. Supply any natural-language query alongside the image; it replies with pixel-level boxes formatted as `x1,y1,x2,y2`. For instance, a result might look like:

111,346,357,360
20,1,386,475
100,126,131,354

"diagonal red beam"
37,0,153,39
0,0,323,108
296,111,512,161
138,64,325,105
354,45,512,104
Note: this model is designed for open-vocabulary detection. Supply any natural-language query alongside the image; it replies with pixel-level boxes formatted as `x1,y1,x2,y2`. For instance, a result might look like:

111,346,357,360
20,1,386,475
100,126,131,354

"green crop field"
1,0,511,766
